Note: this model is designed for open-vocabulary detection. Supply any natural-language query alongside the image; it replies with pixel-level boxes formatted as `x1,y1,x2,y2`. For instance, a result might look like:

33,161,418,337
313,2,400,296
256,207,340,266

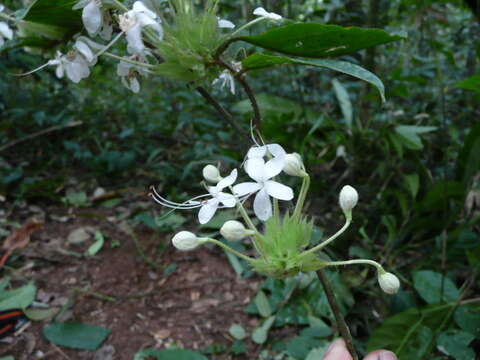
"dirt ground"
0,204,263,360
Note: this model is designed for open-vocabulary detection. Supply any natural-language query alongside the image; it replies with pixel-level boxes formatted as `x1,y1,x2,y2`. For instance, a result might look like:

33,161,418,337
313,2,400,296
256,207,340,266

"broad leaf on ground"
43,322,110,350
413,270,460,304
0,282,36,311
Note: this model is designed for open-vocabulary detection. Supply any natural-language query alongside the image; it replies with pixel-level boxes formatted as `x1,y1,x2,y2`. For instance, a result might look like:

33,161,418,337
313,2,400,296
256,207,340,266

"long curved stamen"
11,61,52,76
149,186,209,209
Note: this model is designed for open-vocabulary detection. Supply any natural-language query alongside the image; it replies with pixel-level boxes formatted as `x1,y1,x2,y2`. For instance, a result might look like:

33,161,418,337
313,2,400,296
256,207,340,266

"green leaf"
0,357,15,360
455,73,480,92
367,303,453,354
395,125,437,150
254,291,272,317
238,23,405,59
437,330,475,360
305,345,329,360
0,282,36,311
332,79,353,127
413,270,460,304
456,123,480,183
87,231,105,256
252,315,276,344
454,305,480,337
17,0,82,50
403,173,420,199
43,322,110,350
229,324,247,340
24,307,60,321
242,53,386,101
133,349,209,360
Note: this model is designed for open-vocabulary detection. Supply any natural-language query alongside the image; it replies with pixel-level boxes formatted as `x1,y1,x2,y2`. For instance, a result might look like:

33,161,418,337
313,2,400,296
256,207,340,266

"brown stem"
216,58,262,131
195,86,251,143
317,269,359,360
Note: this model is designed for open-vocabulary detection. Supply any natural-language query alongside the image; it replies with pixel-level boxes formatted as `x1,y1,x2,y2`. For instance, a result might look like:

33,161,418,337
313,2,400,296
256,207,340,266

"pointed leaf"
0,282,36,311
242,53,385,101
332,79,353,127
43,322,110,350
238,23,405,58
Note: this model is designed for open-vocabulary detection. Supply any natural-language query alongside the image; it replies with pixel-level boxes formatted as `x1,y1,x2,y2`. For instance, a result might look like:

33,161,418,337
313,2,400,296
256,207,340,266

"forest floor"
0,202,266,360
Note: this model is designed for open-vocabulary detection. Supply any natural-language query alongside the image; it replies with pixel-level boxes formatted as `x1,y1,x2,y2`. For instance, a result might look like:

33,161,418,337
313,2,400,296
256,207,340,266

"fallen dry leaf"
2,221,44,252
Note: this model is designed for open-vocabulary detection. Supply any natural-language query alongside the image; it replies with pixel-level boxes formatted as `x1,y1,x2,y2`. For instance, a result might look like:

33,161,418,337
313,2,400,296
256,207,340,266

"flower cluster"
150,143,400,294
6,1,283,94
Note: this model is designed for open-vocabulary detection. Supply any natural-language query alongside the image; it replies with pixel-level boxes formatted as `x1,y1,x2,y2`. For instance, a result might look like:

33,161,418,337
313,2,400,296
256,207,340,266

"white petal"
253,7,269,17
133,1,157,19
55,63,65,78
0,5,4,12
117,61,131,76
247,145,267,159
126,23,144,54
245,158,265,182
99,22,113,40
75,40,94,63
253,188,272,221
0,36,4,47
267,144,286,158
233,182,261,196
198,199,219,224
218,18,235,29
0,22,13,40
265,180,294,201
217,169,237,190
130,77,140,93
217,193,236,208
82,1,102,36
264,155,285,179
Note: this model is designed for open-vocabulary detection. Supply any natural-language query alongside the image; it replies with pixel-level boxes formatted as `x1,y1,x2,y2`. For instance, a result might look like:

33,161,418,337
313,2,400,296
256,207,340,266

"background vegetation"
1,0,479,359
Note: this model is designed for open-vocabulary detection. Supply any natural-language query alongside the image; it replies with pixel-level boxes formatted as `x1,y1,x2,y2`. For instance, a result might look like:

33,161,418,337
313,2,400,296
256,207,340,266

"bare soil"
0,206,261,360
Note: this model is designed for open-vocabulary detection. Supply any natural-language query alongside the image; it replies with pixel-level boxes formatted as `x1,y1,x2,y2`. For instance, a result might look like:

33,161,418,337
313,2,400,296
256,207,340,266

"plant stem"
110,0,129,11
293,175,310,219
317,269,358,360
0,12,16,22
323,259,384,272
202,238,255,262
195,86,250,143
298,218,351,258
217,58,262,130
103,52,155,68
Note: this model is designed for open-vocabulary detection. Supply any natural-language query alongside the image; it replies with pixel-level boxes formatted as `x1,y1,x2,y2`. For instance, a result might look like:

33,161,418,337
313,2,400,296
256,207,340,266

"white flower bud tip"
378,272,400,294
283,153,307,177
339,185,358,213
220,220,254,241
172,231,200,251
202,165,222,183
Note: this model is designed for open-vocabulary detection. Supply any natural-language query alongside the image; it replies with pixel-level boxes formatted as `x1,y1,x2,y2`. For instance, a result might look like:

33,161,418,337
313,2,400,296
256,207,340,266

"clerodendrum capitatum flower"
339,185,358,218
377,271,401,294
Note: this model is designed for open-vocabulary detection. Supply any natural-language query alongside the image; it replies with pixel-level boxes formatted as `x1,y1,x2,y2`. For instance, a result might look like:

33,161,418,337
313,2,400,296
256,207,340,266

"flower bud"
202,165,222,183
283,153,307,177
339,185,358,216
220,220,254,241
172,231,201,251
378,271,400,294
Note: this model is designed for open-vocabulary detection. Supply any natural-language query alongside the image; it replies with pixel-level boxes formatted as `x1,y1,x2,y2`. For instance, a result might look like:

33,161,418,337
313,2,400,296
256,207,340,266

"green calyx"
250,213,329,278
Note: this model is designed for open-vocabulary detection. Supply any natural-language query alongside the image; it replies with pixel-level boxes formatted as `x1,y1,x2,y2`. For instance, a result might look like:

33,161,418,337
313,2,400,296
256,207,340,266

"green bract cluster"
252,213,326,278
153,0,224,82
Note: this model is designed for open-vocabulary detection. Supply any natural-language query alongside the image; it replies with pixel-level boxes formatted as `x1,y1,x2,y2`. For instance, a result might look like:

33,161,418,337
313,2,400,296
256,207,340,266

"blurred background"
0,0,479,359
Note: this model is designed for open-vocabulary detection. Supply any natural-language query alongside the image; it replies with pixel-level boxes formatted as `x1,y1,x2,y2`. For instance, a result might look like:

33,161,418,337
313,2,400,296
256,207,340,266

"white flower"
203,165,222,183
253,7,282,20
233,144,293,221
283,153,307,177
73,0,102,37
378,272,400,294
212,70,236,95
150,169,239,225
119,1,163,55
172,231,201,251
339,185,358,215
220,220,254,241
117,54,148,93
48,51,91,83
217,17,235,29
0,5,13,47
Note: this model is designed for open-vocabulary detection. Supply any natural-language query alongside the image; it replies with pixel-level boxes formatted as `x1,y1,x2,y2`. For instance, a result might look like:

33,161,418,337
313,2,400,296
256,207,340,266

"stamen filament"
230,17,265,37
12,62,52,77
103,52,155,69
95,31,124,57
